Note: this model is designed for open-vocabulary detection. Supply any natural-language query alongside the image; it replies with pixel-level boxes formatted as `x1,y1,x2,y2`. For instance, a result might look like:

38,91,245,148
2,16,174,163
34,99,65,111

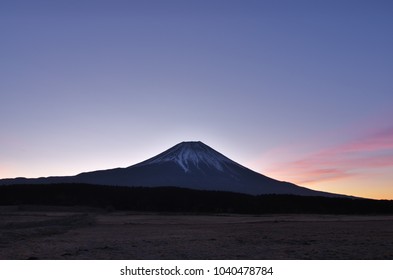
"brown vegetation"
1,206,393,260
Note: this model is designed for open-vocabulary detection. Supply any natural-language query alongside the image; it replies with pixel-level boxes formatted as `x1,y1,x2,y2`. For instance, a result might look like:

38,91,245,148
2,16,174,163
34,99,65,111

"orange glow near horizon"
266,170,393,200
263,126,393,200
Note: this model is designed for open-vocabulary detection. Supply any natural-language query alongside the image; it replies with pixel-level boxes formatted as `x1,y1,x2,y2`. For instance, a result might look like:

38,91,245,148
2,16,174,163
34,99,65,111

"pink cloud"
331,126,393,154
267,126,393,185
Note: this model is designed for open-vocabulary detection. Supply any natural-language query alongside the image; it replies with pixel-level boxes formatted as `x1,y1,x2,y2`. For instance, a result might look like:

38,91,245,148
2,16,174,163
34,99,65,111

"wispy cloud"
331,126,393,153
266,126,393,185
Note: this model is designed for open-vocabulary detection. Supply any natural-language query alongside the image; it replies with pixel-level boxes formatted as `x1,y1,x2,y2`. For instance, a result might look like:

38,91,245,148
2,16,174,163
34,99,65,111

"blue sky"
1,0,392,199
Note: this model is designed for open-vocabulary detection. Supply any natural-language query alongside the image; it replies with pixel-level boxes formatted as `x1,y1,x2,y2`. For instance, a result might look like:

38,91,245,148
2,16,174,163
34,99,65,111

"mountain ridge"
0,141,348,198
134,141,242,173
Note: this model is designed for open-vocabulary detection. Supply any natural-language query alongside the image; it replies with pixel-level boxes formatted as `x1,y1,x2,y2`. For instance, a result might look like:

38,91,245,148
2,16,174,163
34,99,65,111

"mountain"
0,141,343,197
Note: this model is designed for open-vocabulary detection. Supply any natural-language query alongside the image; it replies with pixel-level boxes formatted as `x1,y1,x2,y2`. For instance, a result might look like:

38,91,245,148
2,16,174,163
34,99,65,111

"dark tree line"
1,183,393,214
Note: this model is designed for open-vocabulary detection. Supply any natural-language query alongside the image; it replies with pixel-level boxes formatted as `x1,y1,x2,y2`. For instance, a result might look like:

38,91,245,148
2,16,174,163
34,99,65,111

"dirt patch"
1,208,393,259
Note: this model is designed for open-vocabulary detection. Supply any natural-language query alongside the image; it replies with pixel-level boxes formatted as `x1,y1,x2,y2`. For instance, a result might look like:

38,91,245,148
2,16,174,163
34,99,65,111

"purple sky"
1,0,392,199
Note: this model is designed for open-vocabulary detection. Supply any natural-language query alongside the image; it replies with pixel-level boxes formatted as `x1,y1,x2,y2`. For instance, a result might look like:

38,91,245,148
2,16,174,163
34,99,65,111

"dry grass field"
1,205,393,260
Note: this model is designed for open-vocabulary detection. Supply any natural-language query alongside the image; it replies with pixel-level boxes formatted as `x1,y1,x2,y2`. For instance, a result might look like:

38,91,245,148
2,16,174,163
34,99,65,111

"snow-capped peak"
135,141,237,172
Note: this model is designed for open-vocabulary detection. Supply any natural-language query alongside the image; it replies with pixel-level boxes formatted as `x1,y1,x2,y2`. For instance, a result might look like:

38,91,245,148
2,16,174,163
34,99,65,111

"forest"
1,183,393,214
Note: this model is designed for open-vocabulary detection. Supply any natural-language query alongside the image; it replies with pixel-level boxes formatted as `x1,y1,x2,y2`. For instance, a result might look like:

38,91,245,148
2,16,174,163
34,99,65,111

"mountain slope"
0,141,344,197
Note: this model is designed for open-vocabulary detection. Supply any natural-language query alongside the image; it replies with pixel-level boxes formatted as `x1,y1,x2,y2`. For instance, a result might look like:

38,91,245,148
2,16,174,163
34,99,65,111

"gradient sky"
1,0,392,199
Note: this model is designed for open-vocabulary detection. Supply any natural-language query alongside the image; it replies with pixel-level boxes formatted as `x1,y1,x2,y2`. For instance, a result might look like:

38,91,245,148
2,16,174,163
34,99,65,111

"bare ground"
1,206,393,259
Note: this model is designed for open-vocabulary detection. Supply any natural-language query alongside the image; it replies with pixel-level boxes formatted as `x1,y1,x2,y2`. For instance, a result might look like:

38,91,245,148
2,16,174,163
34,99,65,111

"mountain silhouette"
0,141,344,197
